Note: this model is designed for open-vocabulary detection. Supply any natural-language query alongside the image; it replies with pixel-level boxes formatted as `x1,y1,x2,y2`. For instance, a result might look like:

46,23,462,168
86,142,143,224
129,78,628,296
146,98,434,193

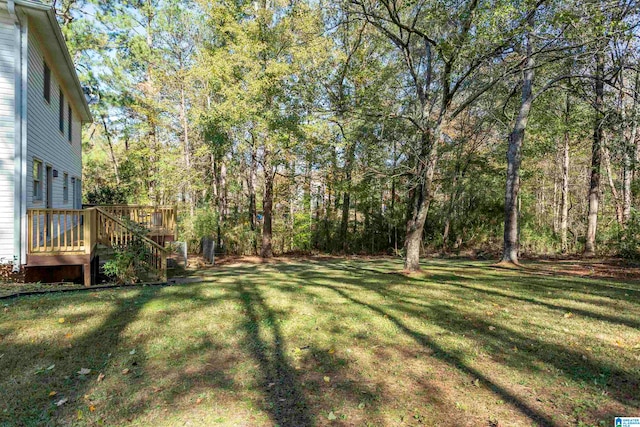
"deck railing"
27,209,95,254
27,206,168,281
95,208,167,280
98,205,177,236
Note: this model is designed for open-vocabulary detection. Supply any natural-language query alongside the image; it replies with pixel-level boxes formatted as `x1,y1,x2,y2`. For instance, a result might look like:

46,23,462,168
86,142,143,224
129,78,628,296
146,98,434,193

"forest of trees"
54,0,639,270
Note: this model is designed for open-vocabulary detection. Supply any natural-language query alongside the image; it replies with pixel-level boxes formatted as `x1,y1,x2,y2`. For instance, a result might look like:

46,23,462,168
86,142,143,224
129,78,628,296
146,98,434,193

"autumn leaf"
77,368,91,375
49,391,57,397
55,398,68,407
97,372,105,382
58,318,65,324
89,405,96,412
323,376,331,383
327,411,337,421
122,368,130,375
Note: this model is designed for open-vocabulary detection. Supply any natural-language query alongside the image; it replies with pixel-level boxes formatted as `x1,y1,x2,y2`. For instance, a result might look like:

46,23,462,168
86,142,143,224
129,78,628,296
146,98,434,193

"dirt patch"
528,259,640,281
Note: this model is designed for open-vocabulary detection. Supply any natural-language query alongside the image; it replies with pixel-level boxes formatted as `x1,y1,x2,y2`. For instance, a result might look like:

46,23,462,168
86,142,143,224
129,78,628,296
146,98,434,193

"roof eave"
13,0,93,123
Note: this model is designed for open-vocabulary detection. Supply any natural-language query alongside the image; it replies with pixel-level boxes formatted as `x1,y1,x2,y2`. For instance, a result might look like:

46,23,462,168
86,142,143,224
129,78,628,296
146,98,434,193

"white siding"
26,22,82,212
0,8,15,264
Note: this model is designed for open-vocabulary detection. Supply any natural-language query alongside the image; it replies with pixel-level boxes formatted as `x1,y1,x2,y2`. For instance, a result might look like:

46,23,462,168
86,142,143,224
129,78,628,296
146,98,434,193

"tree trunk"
404,131,437,271
101,115,120,185
340,140,356,253
560,97,570,253
584,49,604,257
603,145,623,225
248,136,258,254
623,69,638,223
220,161,228,219
502,12,535,264
261,150,274,258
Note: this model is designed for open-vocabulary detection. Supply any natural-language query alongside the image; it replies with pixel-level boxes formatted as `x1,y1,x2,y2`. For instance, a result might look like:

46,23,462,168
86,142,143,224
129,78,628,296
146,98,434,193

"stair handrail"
95,207,168,281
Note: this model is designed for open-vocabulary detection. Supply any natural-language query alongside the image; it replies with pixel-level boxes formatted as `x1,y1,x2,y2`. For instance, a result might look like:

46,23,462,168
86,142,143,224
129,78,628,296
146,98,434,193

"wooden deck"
26,206,176,286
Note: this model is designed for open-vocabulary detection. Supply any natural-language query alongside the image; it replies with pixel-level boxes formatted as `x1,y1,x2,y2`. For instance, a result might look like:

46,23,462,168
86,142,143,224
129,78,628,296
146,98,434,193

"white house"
0,0,92,271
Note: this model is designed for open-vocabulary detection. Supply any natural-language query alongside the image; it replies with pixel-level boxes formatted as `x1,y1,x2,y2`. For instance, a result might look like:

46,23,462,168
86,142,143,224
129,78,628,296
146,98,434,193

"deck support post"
83,262,91,287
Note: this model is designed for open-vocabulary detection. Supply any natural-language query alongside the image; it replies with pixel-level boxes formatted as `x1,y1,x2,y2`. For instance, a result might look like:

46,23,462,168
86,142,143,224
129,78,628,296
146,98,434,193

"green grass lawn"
1,258,638,426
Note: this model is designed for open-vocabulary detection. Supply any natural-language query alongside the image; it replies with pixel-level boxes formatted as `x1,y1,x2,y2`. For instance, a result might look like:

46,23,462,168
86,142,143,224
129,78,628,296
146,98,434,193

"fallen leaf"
323,376,331,383
89,405,96,412
122,368,130,375
77,368,91,375
49,391,57,397
58,318,65,324
77,410,83,420
473,379,480,387
97,372,105,382
328,349,335,354
64,333,72,339
55,398,68,407
358,402,365,409
488,326,496,331
46,364,55,371
327,411,337,421
129,349,136,355
195,398,203,405
563,313,573,319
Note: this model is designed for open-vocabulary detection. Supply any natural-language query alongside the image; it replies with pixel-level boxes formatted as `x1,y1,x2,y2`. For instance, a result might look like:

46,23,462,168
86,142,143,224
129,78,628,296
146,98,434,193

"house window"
43,62,51,103
59,88,64,133
63,173,69,204
33,159,43,201
75,178,82,209
68,105,72,142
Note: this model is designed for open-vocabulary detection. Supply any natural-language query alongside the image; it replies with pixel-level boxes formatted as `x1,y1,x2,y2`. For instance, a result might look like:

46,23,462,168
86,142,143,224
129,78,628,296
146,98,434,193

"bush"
102,239,151,284
179,209,219,253
618,209,640,260
86,186,129,205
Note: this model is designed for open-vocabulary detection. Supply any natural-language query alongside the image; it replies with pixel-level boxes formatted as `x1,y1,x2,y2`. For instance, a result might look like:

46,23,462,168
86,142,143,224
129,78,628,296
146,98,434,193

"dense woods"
55,0,640,269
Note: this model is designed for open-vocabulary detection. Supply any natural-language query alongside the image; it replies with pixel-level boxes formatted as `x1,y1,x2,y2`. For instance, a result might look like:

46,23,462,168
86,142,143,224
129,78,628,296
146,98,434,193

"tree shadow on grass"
280,260,639,426
299,278,557,426
0,284,247,426
235,280,313,426
0,289,153,425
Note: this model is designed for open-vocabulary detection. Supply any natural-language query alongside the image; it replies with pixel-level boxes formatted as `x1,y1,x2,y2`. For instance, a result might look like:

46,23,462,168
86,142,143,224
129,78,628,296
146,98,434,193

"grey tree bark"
584,50,604,257
261,148,274,258
560,96,570,253
501,12,535,264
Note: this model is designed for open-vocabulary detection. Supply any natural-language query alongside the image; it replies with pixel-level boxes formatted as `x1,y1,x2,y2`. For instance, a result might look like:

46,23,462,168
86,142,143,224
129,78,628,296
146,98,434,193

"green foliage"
102,239,150,284
179,209,219,253
618,209,640,260
85,186,129,205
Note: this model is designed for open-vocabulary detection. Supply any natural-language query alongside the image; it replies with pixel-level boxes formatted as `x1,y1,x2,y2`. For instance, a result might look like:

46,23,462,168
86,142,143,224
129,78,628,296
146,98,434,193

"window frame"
63,172,69,204
33,159,43,202
59,87,64,133
43,61,51,103
68,104,72,143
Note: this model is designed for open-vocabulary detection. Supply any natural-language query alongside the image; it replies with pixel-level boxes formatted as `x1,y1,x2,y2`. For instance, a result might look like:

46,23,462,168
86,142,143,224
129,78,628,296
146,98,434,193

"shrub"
179,209,219,253
618,208,640,260
86,186,129,205
102,239,151,284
